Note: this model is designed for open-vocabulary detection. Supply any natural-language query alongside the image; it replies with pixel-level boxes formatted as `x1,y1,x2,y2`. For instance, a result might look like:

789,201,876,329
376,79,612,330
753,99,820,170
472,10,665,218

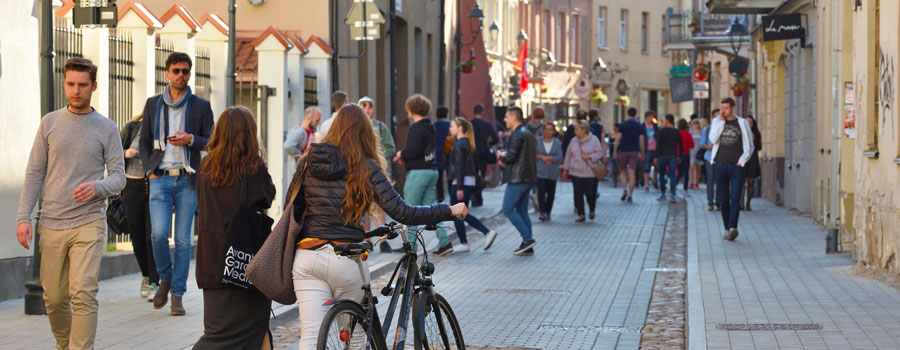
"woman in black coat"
447,117,496,252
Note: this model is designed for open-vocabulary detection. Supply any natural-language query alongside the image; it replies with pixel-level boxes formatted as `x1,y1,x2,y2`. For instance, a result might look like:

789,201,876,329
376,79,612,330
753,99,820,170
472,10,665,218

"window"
598,7,607,48
641,12,648,53
557,13,565,62
304,70,318,108
571,15,579,64
620,10,628,51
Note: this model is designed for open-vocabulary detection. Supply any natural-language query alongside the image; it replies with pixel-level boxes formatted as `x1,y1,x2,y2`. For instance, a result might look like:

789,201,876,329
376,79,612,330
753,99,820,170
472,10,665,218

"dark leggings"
122,177,158,283
449,183,490,244
679,154,691,190
571,176,599,216
536,178,557,215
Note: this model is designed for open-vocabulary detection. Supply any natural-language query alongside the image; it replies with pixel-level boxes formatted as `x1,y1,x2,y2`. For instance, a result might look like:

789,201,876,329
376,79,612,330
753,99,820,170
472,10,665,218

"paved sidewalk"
0,186,505,350
687,192,900,349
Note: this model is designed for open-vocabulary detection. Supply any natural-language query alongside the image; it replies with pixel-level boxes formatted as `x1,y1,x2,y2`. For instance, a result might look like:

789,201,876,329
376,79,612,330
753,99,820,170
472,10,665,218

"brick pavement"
687,191,900,350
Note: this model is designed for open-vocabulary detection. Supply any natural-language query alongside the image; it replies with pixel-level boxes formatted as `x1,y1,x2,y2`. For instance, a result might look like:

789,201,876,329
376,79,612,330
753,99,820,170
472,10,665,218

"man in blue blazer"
139,52,214,316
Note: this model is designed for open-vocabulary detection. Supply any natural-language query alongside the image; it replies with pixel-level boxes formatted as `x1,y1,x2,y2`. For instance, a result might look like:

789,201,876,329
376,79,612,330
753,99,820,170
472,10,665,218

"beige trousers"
39,219,105,350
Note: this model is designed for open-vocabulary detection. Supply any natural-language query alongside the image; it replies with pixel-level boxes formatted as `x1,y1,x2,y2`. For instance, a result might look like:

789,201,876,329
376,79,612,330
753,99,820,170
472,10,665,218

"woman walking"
742,115,762,211
536,122,563,221
194,106,276,349
688,119,703,189
562,121,606,222
447,117,497,251
290,104,467,349
120,114,158,300
677,119,695,192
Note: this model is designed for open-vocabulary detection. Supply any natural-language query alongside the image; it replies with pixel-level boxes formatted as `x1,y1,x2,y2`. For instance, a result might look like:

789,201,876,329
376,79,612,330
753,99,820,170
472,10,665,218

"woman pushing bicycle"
288,99,467,350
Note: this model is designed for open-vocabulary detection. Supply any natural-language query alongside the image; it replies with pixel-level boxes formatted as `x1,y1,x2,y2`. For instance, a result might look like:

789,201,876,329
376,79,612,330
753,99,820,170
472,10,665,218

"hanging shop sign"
761,14,804,41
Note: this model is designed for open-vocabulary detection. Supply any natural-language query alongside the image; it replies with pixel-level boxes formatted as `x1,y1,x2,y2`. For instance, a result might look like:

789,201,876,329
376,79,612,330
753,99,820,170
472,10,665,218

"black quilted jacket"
293,143,453,242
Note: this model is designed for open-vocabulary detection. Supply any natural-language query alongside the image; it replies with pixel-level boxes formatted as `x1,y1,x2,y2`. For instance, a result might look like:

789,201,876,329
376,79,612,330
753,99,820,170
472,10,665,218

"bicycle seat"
333,242,372,257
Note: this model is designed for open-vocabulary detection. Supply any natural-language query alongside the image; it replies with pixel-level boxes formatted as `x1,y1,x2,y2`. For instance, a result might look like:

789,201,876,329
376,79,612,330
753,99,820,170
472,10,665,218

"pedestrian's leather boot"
170,294,185,316
153,281,171,309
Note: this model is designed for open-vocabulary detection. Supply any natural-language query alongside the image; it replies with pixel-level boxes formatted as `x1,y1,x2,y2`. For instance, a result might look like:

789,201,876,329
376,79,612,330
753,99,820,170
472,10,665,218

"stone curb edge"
686,199,707,350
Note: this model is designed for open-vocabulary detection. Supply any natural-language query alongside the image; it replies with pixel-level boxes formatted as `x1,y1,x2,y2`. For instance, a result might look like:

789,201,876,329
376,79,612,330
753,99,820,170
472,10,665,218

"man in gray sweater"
16,57,125,350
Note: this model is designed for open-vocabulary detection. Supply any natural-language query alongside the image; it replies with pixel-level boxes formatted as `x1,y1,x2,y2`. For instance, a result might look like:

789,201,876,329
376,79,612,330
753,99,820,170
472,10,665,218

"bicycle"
316,222,465,350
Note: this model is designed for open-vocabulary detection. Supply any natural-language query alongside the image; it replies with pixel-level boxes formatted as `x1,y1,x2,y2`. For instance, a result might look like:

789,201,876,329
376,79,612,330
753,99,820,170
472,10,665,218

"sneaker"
519,247,535,256
669,196,676,203
589,211,596,220
657,194,666,201
146,283,158,302
483,230,498,251
379,241,393,253
452,243,470,252
724,228,739,241
432,243,454,256
707,204,714,211
621,192,628,201
627,196,633,203
513,240,537,255
140,277,151,298
576,215,586,222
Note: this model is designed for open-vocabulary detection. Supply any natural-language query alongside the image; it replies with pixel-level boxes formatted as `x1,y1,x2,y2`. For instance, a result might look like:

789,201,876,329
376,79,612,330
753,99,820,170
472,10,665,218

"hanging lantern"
693,63,710,82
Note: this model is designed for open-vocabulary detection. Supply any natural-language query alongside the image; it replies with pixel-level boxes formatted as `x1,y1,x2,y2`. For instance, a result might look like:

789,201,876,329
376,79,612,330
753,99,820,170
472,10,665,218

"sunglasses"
170,68,191,75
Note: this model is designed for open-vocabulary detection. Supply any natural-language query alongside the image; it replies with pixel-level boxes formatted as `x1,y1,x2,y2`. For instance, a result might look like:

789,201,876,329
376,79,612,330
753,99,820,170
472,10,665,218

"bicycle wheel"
413,293,465,350
317,302,379,350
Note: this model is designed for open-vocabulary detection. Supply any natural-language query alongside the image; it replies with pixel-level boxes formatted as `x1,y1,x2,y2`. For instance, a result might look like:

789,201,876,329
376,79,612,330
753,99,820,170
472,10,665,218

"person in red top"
677,119,695,192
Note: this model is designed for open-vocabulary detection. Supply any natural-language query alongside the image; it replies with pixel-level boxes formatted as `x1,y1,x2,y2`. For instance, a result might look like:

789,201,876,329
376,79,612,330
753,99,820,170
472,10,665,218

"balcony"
662,9,752,57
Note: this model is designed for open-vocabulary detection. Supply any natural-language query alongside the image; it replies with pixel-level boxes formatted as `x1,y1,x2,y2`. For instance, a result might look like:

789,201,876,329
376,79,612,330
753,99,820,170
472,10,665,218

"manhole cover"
717,323,823,331
484,288,573,296
537,325,643,334
644,267,685,273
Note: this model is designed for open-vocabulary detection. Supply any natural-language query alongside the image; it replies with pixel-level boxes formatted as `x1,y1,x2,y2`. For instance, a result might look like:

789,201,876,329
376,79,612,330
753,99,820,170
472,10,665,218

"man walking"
17,57,126,350
700,109,719,211
393,94,453,255
642,110,659,191
434,106,451,203
709,98,753,241
317,90,349,140
284,106,322,160
588,108,605,141
654,114,684,203
139,52,214,315
613,115,645,203
469,104,498,207
493,107,538,256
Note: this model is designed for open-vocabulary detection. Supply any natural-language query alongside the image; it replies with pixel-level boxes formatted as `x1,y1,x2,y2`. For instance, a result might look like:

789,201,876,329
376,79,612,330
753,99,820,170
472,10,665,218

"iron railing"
52,17,83,110
154,39,174,94
195,47,211,88
304,69,318,108
108,32,134,128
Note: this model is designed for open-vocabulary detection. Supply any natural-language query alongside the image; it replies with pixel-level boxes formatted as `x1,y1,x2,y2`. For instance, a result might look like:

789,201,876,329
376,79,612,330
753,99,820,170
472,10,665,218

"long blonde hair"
318,104,389,225
452,117,475,151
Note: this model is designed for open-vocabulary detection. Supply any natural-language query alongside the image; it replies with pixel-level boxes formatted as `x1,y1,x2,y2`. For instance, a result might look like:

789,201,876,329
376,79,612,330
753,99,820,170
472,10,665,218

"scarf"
153,85,195,173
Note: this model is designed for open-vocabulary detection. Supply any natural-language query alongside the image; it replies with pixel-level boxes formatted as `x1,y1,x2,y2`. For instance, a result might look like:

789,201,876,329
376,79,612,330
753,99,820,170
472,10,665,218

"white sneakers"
483,230,498,250
452,243,470,252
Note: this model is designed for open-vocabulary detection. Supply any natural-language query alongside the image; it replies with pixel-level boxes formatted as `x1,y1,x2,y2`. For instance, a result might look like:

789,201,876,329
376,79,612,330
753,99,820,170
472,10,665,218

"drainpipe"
827,0,841,252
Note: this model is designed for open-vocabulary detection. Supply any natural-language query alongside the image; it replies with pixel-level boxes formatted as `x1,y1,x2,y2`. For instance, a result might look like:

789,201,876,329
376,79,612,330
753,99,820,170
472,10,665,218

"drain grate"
644,267,685,273
717,323,823,331
538,325,643,334
484,288,573,296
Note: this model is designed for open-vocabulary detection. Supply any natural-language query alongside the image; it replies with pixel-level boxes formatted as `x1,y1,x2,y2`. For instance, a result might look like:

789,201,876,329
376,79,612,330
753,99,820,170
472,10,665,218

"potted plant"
540,85,549,94
591,88,608,106
616,95,630,106
735,75,750,92
458,60,476,73
693,63,710,82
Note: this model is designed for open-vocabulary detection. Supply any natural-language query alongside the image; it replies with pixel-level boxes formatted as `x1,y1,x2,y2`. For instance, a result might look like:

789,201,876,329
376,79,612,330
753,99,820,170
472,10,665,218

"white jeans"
292,245,369,350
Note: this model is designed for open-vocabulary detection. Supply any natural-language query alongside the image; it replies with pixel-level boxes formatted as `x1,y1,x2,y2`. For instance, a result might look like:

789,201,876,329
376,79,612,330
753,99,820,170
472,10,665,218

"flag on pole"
514,40,528,91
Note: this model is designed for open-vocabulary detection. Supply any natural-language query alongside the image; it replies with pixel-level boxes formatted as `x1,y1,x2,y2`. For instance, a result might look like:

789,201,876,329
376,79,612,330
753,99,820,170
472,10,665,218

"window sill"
598,46,609,51
620,48,629,52
863,149,879,158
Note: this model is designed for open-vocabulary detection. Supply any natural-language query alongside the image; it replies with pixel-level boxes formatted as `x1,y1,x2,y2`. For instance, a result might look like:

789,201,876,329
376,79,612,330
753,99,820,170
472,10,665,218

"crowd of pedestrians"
13,52,762,350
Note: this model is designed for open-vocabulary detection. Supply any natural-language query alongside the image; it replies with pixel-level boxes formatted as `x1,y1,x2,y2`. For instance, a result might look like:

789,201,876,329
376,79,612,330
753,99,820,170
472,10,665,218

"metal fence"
195,47,211,88
304,69,318,108
52,17,83,110
108,32,134,128
154,39,174,94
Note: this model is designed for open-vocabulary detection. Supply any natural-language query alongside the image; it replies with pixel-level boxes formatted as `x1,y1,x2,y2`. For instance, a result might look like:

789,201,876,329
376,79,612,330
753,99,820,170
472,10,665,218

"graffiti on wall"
879,49,896,141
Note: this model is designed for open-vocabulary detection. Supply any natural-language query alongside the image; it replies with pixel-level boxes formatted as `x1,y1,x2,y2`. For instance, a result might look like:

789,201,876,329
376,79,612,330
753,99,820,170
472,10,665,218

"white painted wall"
0,1,41,260
255,38,289,218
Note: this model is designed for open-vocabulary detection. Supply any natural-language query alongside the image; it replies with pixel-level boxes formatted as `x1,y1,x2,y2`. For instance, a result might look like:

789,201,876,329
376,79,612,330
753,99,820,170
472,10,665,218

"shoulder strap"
285,159,310,209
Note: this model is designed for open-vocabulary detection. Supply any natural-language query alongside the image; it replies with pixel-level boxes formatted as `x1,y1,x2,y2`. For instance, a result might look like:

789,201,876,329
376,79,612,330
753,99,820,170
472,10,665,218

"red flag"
514,40,528,91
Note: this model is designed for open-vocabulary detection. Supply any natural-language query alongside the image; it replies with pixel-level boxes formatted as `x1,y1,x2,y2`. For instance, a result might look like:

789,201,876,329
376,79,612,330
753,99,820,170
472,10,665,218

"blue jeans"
715,163,745,230
149,175,197,296
502,183,534,241
657,156,679,197
449,184,490,244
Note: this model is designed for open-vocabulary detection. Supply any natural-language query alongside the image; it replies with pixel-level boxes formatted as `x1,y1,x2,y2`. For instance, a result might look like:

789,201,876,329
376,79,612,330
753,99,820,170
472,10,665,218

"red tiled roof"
55,0,73,17
159,4,201,31
197,12,228,35
305,34,334,54
251,26,292,50
118,1,163,28
285,31,309,54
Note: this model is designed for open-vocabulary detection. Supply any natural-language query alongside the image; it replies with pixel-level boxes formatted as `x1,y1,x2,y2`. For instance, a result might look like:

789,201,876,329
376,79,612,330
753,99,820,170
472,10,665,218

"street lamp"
454,2,484,116
489,21,500,49
517,29,528,41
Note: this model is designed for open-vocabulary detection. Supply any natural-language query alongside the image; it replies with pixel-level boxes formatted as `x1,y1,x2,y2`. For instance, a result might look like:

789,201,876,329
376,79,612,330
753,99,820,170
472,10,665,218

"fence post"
196,13,229,118
81,27,110,116
303,35,334,134
117,2,162,116
253,27,291,218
